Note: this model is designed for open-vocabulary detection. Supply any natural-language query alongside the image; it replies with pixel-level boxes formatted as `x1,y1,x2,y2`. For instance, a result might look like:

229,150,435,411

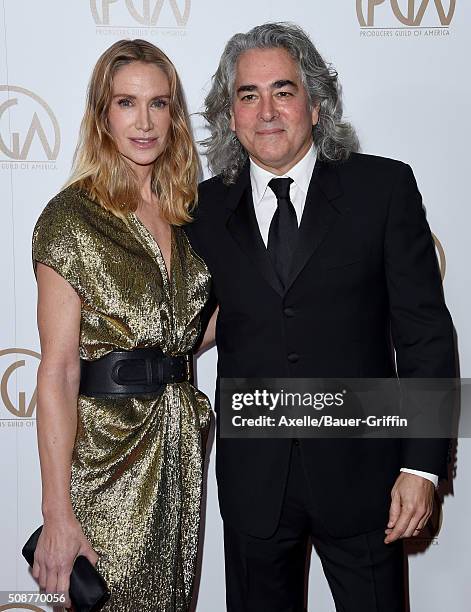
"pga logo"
0,348,41,419
356,0,456,27
0,86,60,162
90,0,191,27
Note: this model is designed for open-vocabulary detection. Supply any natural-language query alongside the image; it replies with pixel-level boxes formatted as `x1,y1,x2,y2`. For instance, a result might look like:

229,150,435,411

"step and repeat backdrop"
1,1,470,610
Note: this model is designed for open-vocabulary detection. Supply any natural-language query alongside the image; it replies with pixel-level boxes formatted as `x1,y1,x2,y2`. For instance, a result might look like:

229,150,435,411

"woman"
31,39,214,611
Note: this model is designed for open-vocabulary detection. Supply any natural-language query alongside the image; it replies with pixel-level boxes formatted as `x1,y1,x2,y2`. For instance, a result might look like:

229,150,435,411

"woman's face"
107,61,172,173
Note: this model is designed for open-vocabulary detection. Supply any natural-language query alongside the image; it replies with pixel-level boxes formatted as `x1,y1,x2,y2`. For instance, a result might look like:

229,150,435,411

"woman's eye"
117,98,132,107
152,99,168,108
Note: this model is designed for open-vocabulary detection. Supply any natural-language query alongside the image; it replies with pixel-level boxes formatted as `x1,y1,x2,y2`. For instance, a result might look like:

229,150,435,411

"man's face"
230,47,319,175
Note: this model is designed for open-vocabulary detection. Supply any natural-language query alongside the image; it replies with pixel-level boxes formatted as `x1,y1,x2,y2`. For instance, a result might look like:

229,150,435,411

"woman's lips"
129,137,158,149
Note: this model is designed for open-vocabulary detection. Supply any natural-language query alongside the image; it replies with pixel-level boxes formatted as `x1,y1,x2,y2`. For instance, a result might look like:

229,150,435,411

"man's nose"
258,95,279,122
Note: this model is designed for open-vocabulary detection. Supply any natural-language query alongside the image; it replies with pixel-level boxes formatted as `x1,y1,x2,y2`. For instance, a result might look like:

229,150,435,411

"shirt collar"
250,144,317,206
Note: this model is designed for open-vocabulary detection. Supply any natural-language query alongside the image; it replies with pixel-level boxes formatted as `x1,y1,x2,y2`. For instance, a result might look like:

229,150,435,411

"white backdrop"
1,1,470,610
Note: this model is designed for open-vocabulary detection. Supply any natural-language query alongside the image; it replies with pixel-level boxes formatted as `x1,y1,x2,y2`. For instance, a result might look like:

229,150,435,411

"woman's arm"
33,263,97,606
198,306,218,353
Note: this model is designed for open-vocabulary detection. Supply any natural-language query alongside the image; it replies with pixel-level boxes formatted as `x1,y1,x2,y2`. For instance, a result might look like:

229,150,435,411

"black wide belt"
79,347,193,398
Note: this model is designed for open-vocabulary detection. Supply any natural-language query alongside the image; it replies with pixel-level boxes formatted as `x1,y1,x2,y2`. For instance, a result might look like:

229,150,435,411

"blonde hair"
65,39,199,225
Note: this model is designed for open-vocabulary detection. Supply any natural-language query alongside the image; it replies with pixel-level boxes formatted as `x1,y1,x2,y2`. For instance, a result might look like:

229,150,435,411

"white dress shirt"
249,146,438,487
250,144,316,246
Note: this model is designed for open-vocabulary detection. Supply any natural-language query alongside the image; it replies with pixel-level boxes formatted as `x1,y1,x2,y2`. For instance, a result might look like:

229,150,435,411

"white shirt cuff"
400,467,438,487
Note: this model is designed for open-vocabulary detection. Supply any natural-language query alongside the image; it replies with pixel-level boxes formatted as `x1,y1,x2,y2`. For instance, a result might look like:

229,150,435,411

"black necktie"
267,177,298,287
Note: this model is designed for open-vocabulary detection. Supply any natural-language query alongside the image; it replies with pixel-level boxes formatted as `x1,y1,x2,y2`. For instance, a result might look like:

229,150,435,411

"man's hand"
384,472,434,544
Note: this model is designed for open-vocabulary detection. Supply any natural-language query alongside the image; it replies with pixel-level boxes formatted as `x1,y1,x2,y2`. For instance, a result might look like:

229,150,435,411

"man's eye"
117,98,132,107
276,91,292,98
241,94,257,102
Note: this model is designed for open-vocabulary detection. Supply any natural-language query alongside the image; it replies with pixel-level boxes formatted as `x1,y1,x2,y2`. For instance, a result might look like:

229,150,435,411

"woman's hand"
32,514,98,609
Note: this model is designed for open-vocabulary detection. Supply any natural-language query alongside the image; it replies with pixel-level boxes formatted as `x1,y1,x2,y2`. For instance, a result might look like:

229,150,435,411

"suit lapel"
223,159,345,296
225,164,284,296
285,160,344,292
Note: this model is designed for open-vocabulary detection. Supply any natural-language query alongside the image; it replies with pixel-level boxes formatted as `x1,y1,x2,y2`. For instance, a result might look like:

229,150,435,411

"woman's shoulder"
34,185,126,245
36,185,98,228
32,187,98,286
32,186,109,266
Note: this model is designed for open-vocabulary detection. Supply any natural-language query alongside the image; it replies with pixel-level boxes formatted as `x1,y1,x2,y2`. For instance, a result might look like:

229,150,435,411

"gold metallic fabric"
32,187,211,611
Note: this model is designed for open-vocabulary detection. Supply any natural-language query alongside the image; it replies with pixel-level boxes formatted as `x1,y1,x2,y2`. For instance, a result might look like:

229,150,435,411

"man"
187,23,455,611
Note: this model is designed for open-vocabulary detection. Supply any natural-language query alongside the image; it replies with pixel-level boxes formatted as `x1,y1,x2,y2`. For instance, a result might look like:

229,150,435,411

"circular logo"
0,348,41,418
0,86,60,161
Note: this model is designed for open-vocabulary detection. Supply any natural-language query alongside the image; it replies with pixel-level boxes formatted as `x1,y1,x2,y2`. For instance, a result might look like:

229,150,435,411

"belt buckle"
112,359,148,386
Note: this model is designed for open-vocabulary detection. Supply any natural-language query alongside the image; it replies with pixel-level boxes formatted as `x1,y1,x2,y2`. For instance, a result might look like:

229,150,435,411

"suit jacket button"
287,353,299,363
283,307,295,317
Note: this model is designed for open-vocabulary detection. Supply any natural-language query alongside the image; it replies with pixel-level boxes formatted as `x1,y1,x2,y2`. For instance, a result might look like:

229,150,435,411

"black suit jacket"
186,153,455,538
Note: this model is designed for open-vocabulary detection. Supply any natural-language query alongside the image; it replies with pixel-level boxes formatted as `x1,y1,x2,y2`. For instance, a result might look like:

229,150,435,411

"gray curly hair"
201,22,359,184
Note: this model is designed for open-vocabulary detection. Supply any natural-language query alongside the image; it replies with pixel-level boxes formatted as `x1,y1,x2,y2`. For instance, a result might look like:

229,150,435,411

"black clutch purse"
22,525,110,612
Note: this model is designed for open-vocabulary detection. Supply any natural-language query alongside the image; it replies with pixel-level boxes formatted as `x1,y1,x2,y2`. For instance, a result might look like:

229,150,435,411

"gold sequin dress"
32,187,211,612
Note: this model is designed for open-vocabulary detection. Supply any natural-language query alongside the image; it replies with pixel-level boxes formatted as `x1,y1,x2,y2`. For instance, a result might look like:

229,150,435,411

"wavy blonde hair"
65,39,199,224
